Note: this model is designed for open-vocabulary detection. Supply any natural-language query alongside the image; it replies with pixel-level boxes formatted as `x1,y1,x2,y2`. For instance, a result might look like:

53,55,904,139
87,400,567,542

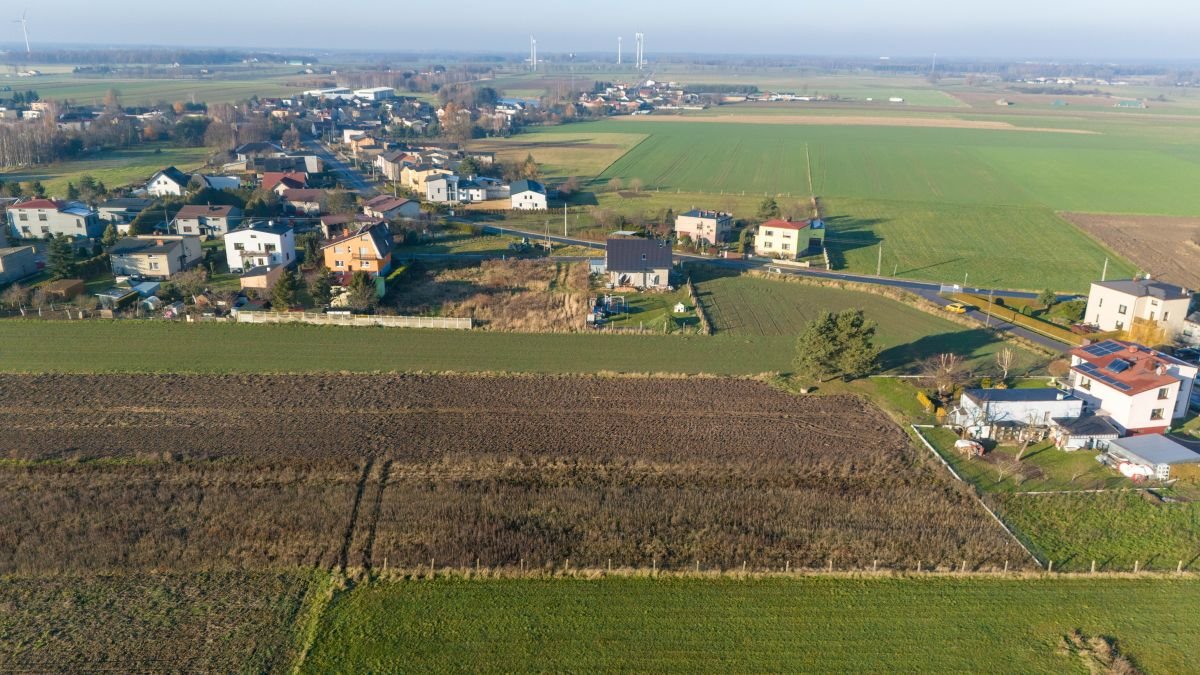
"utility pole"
563,205,568,237
986,289,994,327
963,272,969,291
876,244,882,276
1101,257,1109,282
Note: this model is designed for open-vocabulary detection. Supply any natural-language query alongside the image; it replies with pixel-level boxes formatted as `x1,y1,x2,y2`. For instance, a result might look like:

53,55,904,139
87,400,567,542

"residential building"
362,195,419,220
1084,278,1194,338
280,189,328,216
675,209,733,245
401,165,453,192
1183,313,1200,347
224,222,296,273
951,388,1084,441
425,174,461,203
753,219,826,260
192,175,241,191
0,246,38,284
174,204,243,238
97,198,153,232
605,238,673,289
376,150,414,182
1105,434,1200,480
6,199,102,240
321,224,392,281
320,214,385,240
510,179,548,211
262,171,309,193
235,141,285,162
1066,340,1199,435
146,167,193,197
109,235,203,279
354,87,395,101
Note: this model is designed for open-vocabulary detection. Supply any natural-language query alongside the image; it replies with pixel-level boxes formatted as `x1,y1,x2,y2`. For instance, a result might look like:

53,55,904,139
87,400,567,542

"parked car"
944,302,971,314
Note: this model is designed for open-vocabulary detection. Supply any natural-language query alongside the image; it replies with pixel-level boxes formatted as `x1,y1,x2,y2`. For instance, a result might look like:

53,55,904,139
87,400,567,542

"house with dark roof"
263,171,309,193
6,199,102,240
1067,340,1199,435
98,198,153,231
147,167,193,197
605,238,673,289
320,214,386,240
675,209,733,245
280,188,328,215
1085,277,1195,340
109,235,203,279
363,194,420,220
950,388,1084,442
321,224,392,282
223,221,295,273
510,179,547,211
175,204,243,237
1050,415,1122,451
235,141,285,161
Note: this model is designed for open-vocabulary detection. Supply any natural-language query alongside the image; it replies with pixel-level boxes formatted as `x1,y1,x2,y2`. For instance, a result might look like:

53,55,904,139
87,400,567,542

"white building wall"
224,229,295,272
511,191,547,211
1085,283,1192,335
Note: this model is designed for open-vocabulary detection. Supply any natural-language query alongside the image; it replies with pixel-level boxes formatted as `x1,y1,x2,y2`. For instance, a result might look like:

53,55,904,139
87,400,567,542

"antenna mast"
617,37,622,65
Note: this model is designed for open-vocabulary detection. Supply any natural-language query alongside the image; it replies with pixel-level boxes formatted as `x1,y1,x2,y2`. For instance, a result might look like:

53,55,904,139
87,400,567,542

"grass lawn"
600,287,697,333
302,576,1200,673
0,320,793,375
467,132,648,181
0,145,213,197
689,268,1044,374
4,73,301,106
394,233,531,256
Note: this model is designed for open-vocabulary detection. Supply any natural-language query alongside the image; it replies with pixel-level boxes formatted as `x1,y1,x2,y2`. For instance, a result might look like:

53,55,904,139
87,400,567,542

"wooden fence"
235,310,472,329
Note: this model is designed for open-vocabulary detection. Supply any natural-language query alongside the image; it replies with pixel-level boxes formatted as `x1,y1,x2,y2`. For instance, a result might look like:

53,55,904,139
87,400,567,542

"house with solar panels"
1066,340,1199,435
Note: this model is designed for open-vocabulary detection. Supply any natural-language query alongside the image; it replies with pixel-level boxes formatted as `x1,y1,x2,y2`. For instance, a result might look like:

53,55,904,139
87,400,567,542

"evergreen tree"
270,270,298,309
101,223,118,249
66,182,80,201
757,196,780,220
345,271,377,311
46,235,78,280
793,308,880,383
307,268,334,307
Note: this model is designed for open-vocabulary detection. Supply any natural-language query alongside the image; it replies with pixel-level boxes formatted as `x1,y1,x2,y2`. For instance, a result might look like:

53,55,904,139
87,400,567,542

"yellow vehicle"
944,302,971,314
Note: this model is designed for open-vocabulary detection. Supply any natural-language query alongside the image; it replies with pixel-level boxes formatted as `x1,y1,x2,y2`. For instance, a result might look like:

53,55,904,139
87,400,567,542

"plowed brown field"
0,374,1027,573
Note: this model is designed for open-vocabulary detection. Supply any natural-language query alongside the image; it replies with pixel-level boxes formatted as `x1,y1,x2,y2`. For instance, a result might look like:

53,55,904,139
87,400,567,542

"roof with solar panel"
1067,340,1188,396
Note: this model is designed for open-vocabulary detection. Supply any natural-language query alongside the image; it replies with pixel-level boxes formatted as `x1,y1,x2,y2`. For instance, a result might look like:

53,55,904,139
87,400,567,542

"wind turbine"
14,10,30,54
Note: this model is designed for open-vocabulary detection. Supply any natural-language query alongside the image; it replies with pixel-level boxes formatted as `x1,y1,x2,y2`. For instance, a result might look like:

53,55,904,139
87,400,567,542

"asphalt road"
480,224,1070,352
306,141,378,197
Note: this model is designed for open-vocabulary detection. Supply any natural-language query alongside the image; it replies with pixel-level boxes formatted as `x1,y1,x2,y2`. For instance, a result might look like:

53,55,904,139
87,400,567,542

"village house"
675,209,734,245
425,174,461,203
190,175,241,192
234,141,285,162
174,204,243,238
362,195,419,221
375,150,414,182
1066,340,1199,435
6,198,102,240
0,245,38,285
263,171,309,194
320,214,386,240
224,222,296,273
97,198,153,232
1084,277,1194,338
321,224,392,281
146,167,193,197
401,165,453,193
109,235,203,279
510,179,548,211
753,219,826,260
950,388,1084,442
280,188,328,216
605,237,673,289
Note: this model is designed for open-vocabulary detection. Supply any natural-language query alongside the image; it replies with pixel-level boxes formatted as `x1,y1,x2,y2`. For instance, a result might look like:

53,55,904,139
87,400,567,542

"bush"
980,377,992,389
916,390,935,413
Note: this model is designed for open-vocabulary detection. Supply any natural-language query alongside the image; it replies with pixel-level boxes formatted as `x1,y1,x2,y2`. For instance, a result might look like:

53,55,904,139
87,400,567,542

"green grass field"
0,145,213,196
5,72,301,106
303,576,1200,672
691,269,1043,373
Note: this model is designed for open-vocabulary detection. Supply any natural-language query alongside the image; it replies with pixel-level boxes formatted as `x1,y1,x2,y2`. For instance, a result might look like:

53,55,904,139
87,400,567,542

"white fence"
235,310,472,329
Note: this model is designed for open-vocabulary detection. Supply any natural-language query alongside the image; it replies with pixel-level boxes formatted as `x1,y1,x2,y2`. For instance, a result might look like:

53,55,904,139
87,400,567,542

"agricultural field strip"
613,114,1099,134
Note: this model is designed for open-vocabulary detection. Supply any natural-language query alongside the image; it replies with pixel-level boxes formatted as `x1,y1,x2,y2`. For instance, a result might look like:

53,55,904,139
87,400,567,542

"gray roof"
99,198,153,210
964,388,1075,404
232,221,292,236
1051,415,1121,437
606,238,673,272
680,209,731,220
1109,435,1200,466
109,238,174,255
153,166,191,186
1094,278,1191,301
510,179,545,195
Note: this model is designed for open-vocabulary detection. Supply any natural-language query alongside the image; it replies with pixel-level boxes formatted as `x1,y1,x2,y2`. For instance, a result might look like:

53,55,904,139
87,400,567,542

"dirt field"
0,374,1027,573
617,114,1097,134
1061,212,1200,288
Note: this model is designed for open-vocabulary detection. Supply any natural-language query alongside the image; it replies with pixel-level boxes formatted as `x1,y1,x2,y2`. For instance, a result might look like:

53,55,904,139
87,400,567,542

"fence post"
1091,560,1096,574
1134,560,1140,573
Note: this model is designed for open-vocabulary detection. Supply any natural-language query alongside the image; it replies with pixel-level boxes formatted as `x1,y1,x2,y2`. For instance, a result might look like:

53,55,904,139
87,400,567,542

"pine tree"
346,271,377,311
307,268,334,307
101,223,119,249
270,270,298,309
793,309,880,383
46,235,78,280
757,197,780,220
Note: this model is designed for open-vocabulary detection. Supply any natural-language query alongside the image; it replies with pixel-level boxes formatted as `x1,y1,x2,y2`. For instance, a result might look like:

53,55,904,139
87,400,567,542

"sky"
6,0,1200,60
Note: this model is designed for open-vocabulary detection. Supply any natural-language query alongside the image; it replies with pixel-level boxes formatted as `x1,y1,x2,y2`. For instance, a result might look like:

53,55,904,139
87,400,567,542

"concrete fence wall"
235,311,472,329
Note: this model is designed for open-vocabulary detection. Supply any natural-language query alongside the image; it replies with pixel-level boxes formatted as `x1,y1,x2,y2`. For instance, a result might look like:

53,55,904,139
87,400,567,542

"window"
1150,408,1165,421
77,222,83,229
234,243,245,251
1118,304,1128,315
1098,298,1103,307
40,226,49,234
362,262,371,269
1163,312,1170,322
782,243,791,251
359,247,369,255
37,213,47,221
149,261,160,270
1158,387,1170,400
764,230,774,237
335,260,345,268
1079,377,1091,391
1115,321,1124,331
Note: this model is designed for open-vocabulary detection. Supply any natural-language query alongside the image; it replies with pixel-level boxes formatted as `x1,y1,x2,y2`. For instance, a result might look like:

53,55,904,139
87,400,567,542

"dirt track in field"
617,114,1099,134
1062,212,1200,289
0,374,1027,573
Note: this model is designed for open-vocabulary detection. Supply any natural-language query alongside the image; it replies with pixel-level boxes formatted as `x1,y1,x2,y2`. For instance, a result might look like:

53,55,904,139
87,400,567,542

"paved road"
306,141,378,197
481,223,1070,352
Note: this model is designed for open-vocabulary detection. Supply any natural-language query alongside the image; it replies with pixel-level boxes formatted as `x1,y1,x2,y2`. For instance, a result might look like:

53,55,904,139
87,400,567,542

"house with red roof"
753,218,825,260
262,171,309,194
1066,340,1199,435
6,198,102,240
280,188,327,216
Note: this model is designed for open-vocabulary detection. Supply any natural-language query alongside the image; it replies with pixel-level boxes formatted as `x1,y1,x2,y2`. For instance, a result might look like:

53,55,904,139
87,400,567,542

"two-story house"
510,179,548,211
223,222,296,273
97,198,153,233
321,224,392,282
280,189,328,216
146,167,193,197
175,204,243,238
1066,339,1199,435
753,219,825,260
605,237,673,289
109,235,203,279
362,195,419,221
6,199,103,240
1084,278,1195,338
675,209,733,246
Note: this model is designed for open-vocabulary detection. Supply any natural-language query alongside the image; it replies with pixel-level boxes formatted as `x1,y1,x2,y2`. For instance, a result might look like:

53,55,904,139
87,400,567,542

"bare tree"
628,177,645,193
1015,410,1046,462
995,347,1015,383
607,177,624,193
1,283,28,309
922,352,965,400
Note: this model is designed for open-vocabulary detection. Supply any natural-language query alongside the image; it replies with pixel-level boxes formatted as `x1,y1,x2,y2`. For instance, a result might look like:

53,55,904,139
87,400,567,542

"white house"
146,167,193,197
425,174,461,203
1066,340,1199,435
675,209,734,245
950,388,1084,440
1085,278,1194,337
354,87,395,101
753,219,826,260
510,179,548,211
605,238,673,289
223,222,296,273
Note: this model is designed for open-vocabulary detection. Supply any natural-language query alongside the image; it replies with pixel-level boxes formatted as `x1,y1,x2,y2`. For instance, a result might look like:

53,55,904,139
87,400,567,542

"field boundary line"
911,424,1043,568
592,133,653,181
289,571,345,675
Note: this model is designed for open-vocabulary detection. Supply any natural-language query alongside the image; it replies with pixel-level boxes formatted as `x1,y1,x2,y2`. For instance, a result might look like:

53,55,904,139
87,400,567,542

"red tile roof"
261,171,308,192
281,188,326,202
176,204,237,219
9,198,64,210
761,219,812,231
1068,340,1183,396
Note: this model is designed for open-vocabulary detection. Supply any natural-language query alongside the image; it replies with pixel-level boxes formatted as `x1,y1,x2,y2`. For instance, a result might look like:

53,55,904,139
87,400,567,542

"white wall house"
675,209,733,245
1085,278,1194,337
146,167,192,197
1066,340,1199,435
950,388,1084,439
510,179,548,211
425,174,461,203
223,222,296,273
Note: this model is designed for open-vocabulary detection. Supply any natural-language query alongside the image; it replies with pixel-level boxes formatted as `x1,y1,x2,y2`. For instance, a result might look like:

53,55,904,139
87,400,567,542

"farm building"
675,209,733,245
950,388,1083,441
1104,434,1200,480
1050,415,1122,451
605,238,672,290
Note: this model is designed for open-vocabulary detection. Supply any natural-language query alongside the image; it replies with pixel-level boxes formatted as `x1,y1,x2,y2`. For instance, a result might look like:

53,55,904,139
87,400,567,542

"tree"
520,153,540,180
173,117,211,147
271,270,299,309
738,226,756,254
793,308,880,383
1037,288,1057,309
46,235,78,280
1126,319,1171,348
172,266,209,302
299,232,321,266
1,283,28,309
458,155,481,177
757,197,780,220
922,352,965,400
628,177,645,193
327,191,358,215
28,181,46,198
995,347,1015,383
66,182,80,200
281,124,301,151
607,177,624,193
308,268,334,307
345,271,377,311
